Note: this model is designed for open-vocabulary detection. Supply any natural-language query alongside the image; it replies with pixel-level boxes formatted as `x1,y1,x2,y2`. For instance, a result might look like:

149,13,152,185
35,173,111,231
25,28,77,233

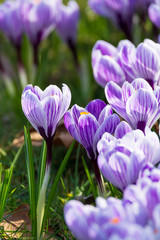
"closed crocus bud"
21,84,71,142
21,0,61,47
0,0,23,47
56,0,79,45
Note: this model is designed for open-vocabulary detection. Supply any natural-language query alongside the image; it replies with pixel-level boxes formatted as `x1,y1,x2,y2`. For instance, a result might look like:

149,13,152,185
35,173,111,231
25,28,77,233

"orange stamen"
80,112,89,115
109,217,120,224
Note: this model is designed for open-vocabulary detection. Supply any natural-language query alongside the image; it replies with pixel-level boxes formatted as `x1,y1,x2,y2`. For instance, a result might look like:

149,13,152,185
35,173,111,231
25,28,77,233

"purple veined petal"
105,82,130,124
98,105,113,124
72,104,87,126
133,43,160,84
33,85,44,100
121,81,134,104
150,87,160,127
126,89,158,131
93,40,117,56
145,185,160,217
117,39,134,53
89,0,112,17
131,78,153,91
121,130,144,149
153,204,160,230
42,84,62,99
64,111,81,143
64,200,94,240
135,137,160,164
115,121,132,139
59,84,72,119
94,55,126,87
78,113,99,159
148,3,160,28
93,114,120,156
86,99,106,121
22,90,47,134
120,40,136,79
97,132,116,154
98,150,142,191
41,95,62,137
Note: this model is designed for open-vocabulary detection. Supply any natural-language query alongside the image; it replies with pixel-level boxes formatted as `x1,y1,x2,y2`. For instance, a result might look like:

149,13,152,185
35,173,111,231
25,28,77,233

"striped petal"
126,89,158,130
86,99,106,121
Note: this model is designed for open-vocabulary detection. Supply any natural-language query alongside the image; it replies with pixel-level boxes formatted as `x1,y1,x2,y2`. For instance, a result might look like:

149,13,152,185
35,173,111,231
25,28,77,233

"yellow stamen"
109,217,120,224
80,112,89,115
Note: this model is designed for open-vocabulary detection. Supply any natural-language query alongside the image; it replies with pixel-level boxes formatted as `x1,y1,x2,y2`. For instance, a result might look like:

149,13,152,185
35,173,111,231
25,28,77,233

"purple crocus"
0,0,23,48
22,83,71,142
56,0,80,67
97,128,160,190
92,40,130,87
64,196,155,240
64,99,120,193
56,0,79,45
148,1,160,29
88,0,135,40
105,78,160,132
120,39,160,89
20,0,61,63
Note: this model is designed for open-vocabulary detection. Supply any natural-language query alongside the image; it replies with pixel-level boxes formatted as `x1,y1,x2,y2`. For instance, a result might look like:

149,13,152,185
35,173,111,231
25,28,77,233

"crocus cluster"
0,0,79,63
92,39,160,89
64,163,160,240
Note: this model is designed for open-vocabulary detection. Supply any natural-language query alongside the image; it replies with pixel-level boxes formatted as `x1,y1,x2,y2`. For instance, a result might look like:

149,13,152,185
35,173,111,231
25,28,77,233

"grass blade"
41,140,75,235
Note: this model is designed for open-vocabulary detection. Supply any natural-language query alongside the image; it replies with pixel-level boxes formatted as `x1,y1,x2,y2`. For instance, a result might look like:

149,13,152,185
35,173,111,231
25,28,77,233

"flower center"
80,112,89,115
32,0,41,4
109,217,120,224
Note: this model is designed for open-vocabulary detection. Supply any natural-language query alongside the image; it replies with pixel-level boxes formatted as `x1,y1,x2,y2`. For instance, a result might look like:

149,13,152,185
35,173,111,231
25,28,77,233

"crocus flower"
120,39,160,89
97,128,160,190
92,40,130,87
20,0,61,62
105,78,160,132
88,0,135,40
148,1,160,29
64,99,120,193
0,0,23,47
56,0,79,45
21,84,71,143
22,83,71,239
56,0,80,66
64,196,155,240
64,99,120,160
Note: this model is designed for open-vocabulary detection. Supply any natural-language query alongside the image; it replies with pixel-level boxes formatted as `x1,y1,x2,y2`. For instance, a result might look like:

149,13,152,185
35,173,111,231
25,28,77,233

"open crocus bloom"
21,84,71,141
120,39,160,89
105,78,160,132
64,99,120,160
64,196,155,240
97,128,160,190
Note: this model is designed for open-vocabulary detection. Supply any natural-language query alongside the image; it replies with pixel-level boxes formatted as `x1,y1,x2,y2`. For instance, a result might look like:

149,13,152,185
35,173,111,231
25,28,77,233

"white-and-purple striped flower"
21,84,71,141
20,0,61,47
64,196,155,240
105,78,160,132
92,40,132,88
64,99,120,160
120,39,160,89
56,0,79,45
97,128,160,190
0,0,23,47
